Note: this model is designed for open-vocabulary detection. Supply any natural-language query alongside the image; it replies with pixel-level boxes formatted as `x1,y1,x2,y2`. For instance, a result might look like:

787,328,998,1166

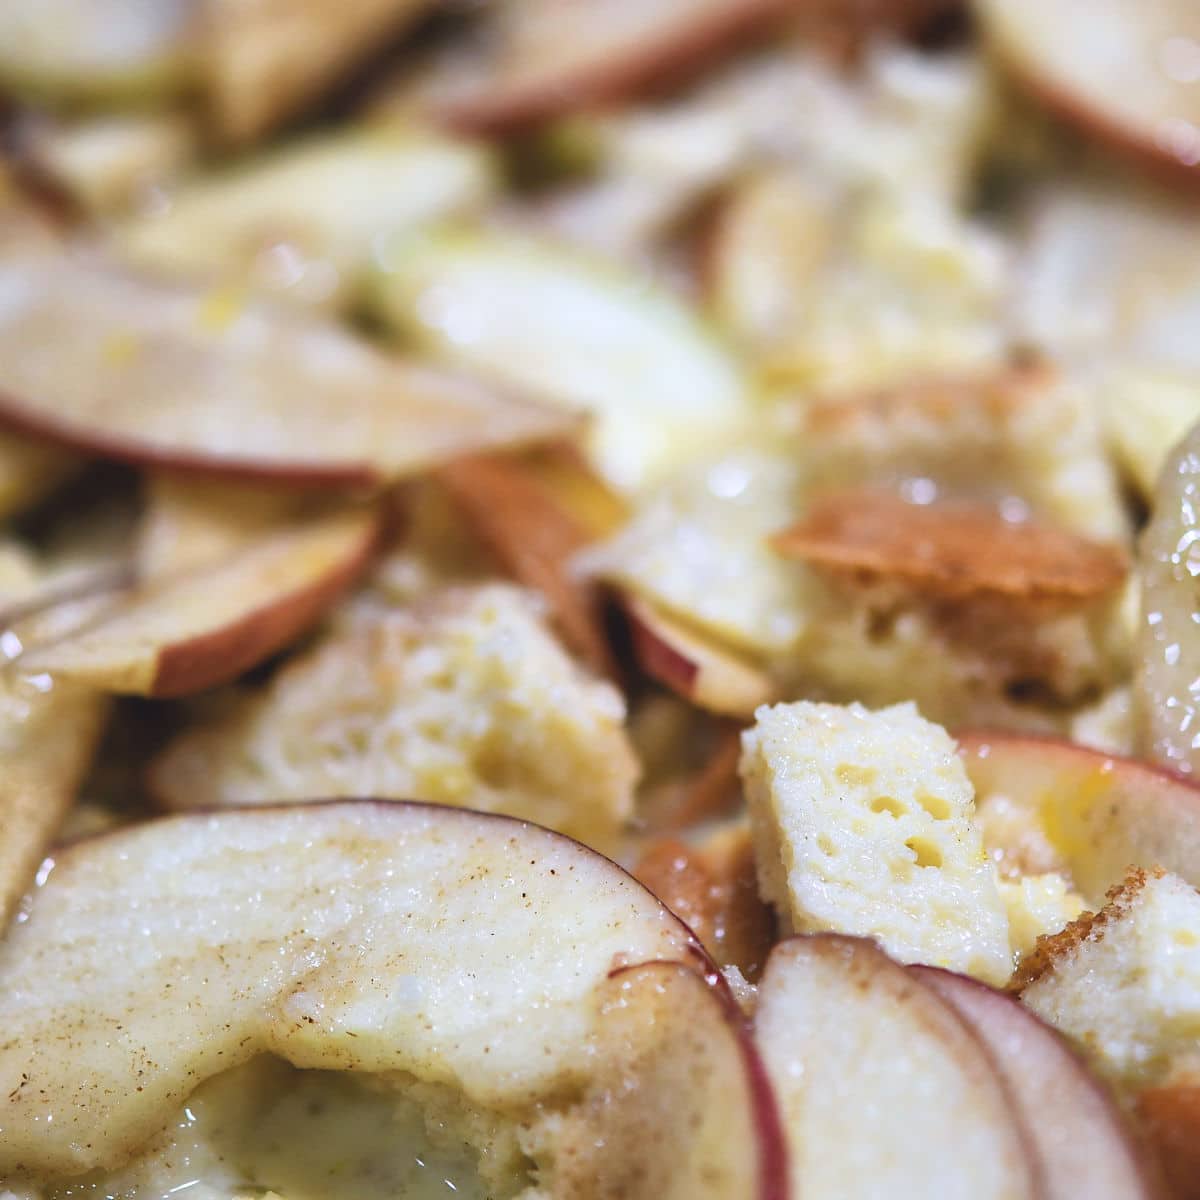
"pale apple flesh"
0,800,700,1183
0,238,576,485
14,505,382,697
550,960,788,1200
958,731,1200,901
912,965,1159,1200
623,593,776,718
754,934,1039,1199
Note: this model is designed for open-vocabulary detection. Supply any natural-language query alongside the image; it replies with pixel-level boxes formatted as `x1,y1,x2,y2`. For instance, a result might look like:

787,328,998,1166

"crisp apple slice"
550,960,787,1200
0,800,700,1183
912,965,1159,1200
0,239,576,486
419,0,794,134
976,0,1200,187
959,732,1200,900
623,594,776,719
755,934,1038,1198
118,127,495,311
202,0,437,144
370,228,747,494
437,453,617,676
14,505,381,697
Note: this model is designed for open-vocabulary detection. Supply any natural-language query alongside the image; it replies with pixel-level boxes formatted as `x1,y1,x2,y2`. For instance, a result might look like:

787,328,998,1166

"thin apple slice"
437,453,617,677
202,0,437,144
369,228,747,494
0,239,576,486
1136,417,1200,776
14,505,381,697
0,680,108,930
755,934,1039,1199
959,732,1200,900
550,961,787,1200
913,965,1160,1200
419,0,794,134
117,127,495,310
976,0,1200,187
0,800,699,1181
623,594,776,718
0,0,194,106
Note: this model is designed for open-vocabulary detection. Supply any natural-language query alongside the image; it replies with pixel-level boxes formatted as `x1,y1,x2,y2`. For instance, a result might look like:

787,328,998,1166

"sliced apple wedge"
976,0,1200,187
959,732,1200,900
0,680,108,930
912,965,1159,1200
118,127,496,310
755,935,1039,1199
14,505,381,697
202,0,437,144
419,0,794,135
370,228,747,493
550,961,787,1200
623,594,776,718
0,800,699,1183
0,240,576,486
437,453,617,677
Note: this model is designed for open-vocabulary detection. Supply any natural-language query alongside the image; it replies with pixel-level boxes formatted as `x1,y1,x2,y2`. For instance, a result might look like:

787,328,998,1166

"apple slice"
202,0,437,144
976,0,1200,188
419,0,794,135
437,452,617,677
0,239,576,486
14,505,381,697
1136,417,1200,777
0,0,194,106
624,594,776,718
118,126,495,311
959,732,1200,900
0,800,700,1182
550,960,787,1200
912,965,1160,1200
0,680,108,930
369,228,747,494
755,934,1039,1199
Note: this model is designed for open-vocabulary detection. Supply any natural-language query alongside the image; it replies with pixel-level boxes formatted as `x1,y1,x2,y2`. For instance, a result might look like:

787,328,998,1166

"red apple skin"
957,731,1200,899
911,965,1164,1200
434,0,797,135
0,398,381,487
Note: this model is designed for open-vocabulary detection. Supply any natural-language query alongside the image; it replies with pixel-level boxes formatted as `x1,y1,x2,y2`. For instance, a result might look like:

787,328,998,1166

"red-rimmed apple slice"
421,0,795,135
437,453,618,677
755,935,1039,1199
0,682,108,929
0,800,700,1181
202,0,438,145
0,241,576,486
959,732,1200,900
913,965,1160,1200
623,593,776,719
552,960,787,1200
976,0,1200,188
13,505,381,697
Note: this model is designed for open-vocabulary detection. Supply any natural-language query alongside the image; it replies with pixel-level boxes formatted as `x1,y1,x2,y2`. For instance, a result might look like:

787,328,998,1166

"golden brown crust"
802,361,1054,438
1011,867,1160,993
773,489,1128,609
437,452,617,678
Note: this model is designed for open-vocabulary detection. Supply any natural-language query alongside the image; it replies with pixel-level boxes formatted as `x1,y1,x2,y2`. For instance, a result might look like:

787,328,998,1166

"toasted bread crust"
773,490,1128,608
1012,868,1161,992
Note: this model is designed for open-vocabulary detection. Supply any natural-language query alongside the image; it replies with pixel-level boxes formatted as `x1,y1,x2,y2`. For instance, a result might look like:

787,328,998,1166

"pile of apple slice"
0,796,1163,1199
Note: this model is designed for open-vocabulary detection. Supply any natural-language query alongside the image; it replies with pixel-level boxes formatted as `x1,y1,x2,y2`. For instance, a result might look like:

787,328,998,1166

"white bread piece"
999,873,1086,961
741,700,1012,984
1020,869,1200,1087
149,584,637,851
